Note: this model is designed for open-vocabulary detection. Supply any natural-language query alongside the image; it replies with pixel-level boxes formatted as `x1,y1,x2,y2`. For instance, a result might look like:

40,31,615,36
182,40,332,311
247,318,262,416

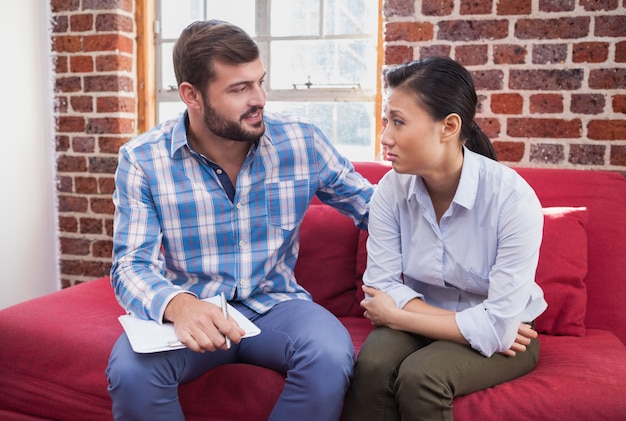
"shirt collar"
407,146,480,210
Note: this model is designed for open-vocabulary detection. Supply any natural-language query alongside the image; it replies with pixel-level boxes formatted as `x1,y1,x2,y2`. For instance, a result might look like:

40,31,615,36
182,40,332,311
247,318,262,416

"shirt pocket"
265,179,310,231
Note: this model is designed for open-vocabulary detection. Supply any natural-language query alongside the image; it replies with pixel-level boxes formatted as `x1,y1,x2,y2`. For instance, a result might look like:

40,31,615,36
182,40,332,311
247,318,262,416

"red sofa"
1,162,626,420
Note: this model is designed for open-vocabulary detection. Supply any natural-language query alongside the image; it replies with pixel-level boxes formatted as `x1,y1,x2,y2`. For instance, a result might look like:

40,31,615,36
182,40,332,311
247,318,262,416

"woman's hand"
360,285,398,326
501,323,538,357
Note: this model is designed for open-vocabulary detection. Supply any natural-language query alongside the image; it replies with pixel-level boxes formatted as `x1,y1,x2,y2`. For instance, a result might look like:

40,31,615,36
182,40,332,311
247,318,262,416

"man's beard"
202,95,265,143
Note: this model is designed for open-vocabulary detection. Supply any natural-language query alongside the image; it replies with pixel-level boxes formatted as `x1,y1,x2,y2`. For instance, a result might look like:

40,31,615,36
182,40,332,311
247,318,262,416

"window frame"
136,0,383,159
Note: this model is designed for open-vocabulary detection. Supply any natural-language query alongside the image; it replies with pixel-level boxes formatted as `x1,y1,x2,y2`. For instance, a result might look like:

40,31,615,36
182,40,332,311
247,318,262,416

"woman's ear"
440,113,462,142
178,82,202,111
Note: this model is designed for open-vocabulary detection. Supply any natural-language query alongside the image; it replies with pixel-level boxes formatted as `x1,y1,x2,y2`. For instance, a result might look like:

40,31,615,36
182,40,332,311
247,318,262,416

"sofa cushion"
534,207,589,336
295,204,361,316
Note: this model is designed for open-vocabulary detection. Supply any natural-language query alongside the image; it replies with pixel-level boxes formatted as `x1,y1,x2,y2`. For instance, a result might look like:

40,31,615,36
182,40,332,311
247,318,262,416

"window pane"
270,40,377,90
271,0,320,36
206,0,256,36
160,42,177,91
267,101,375,160
158,102,186,123
160,0,205,39
323,0,378,35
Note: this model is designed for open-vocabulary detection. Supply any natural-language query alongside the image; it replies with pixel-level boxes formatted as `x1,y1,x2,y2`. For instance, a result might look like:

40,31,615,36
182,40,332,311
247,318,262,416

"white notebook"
118,295,261,353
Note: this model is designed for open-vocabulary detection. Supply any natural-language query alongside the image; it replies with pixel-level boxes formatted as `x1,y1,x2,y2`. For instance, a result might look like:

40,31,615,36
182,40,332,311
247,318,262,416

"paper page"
118,296,261,353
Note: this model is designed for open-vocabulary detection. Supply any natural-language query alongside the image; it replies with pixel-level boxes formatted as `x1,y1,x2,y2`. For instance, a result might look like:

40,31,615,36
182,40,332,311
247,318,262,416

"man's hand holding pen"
164,292,244,353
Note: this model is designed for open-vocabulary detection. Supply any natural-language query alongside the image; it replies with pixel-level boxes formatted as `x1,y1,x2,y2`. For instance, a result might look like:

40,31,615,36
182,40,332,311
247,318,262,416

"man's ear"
178,82,202,111
441,113,462,142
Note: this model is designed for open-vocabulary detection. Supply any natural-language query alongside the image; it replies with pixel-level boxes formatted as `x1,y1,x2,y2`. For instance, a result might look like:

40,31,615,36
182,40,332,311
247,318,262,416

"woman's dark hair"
173,20,260,93
384,56,497,161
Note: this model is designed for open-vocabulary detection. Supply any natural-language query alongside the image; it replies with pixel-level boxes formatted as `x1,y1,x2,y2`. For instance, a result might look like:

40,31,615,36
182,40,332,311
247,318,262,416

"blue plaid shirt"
111,111,374,323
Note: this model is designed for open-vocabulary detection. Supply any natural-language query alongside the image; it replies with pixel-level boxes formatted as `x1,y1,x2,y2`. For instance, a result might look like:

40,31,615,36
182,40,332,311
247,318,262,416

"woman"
344,57,547,421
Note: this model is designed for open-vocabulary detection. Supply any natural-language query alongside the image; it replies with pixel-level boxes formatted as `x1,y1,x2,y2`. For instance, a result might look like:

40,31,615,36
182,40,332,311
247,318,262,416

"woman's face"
381,88,445,175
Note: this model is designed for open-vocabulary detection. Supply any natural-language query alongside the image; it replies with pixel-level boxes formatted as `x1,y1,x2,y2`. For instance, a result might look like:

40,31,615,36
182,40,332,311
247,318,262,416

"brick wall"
383,0,626,168
51,0,136,287
49,0,625,286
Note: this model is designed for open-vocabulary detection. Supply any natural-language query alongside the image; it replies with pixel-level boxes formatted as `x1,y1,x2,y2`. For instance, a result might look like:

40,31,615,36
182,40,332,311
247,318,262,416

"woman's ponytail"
465,121,498,161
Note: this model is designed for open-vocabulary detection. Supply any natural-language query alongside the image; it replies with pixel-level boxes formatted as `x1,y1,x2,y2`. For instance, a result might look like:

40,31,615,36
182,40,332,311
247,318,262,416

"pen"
220,291,231,349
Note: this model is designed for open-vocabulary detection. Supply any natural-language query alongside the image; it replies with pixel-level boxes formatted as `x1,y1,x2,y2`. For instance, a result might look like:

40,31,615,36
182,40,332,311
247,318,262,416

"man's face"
201,57,267,142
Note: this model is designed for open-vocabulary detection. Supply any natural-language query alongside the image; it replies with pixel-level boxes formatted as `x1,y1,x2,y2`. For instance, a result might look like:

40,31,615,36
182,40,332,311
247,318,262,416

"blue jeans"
106,299,354,421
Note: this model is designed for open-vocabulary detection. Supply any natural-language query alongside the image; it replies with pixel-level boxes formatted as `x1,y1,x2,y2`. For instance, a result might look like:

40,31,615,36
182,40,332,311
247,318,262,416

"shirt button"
236,203,242,209
241,279,250,287
216,169,223,174
239,240,245,247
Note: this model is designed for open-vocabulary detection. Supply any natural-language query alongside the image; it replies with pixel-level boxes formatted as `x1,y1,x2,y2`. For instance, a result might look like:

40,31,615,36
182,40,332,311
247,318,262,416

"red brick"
571,94,606,114
70,14,94,32
588,120,626,140
509,69,583,90
460,0,492,14
55,76,82,93
385,22,434,42
581,0,619,11
99,177,116,194
617,41,626,63
475,118,500,138
80,218,104,234
385,45,413,65
55,55,68,73
99,136,130,154
455,44,489,66
530,94,563,114
56,176,73,193
594,15,626,37
515,17,590,39
610,145,626,166
470,69,504,90
508,118,582,138
97,96,135,113
573,42,609,63
491,93,523,114
420,45,451,59
95,54,133,72
59,216,78,233
75,176,98,194
51,0,80,13
86,117,135,135
96,13,134,32
85,75,134,93
91,197,115,215
613,95,626,113
92,240,113,258
589,68,626,89
83,34,133,53
52,15,69,33
492,141,525,162
61,259,110,278
60,237,91,256
539,0,575,12
55,96,68,114
72,136,96,153
532,43,567,64
496,0,531,15
57,155,87,172
58,195,89,213
569,144,605,165
89,156,119,174
422,0,453,15
57,116,85,133
70,55,94,72
529,143,565,164
53,35,82,52
438,20,508,41
105,218,114,237
56,135,70,152
83,0,133,13
493,44,527,64
70,96,94,113
384,0,416,17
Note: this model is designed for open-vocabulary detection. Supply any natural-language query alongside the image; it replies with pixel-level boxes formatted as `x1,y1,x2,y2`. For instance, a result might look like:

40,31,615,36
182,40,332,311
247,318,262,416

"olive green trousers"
344,327,539,421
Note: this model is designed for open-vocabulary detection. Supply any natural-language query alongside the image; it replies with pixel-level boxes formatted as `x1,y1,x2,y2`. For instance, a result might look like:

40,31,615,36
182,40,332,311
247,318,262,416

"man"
106,20,374,421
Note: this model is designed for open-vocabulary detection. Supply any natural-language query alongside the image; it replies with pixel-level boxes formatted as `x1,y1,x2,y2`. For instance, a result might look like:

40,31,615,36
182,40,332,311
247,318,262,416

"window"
154,0,382,160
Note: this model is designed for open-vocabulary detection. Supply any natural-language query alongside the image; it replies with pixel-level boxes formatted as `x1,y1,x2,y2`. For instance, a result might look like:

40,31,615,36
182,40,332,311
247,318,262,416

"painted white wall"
0,3,60,309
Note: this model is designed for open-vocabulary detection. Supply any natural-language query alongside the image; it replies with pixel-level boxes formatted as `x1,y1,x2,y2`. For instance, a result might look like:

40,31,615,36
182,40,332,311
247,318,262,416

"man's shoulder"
121,118,178,155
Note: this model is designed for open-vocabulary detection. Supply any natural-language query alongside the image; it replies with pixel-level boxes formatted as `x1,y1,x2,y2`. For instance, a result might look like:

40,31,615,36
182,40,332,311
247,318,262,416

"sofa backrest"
295,163,626,345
